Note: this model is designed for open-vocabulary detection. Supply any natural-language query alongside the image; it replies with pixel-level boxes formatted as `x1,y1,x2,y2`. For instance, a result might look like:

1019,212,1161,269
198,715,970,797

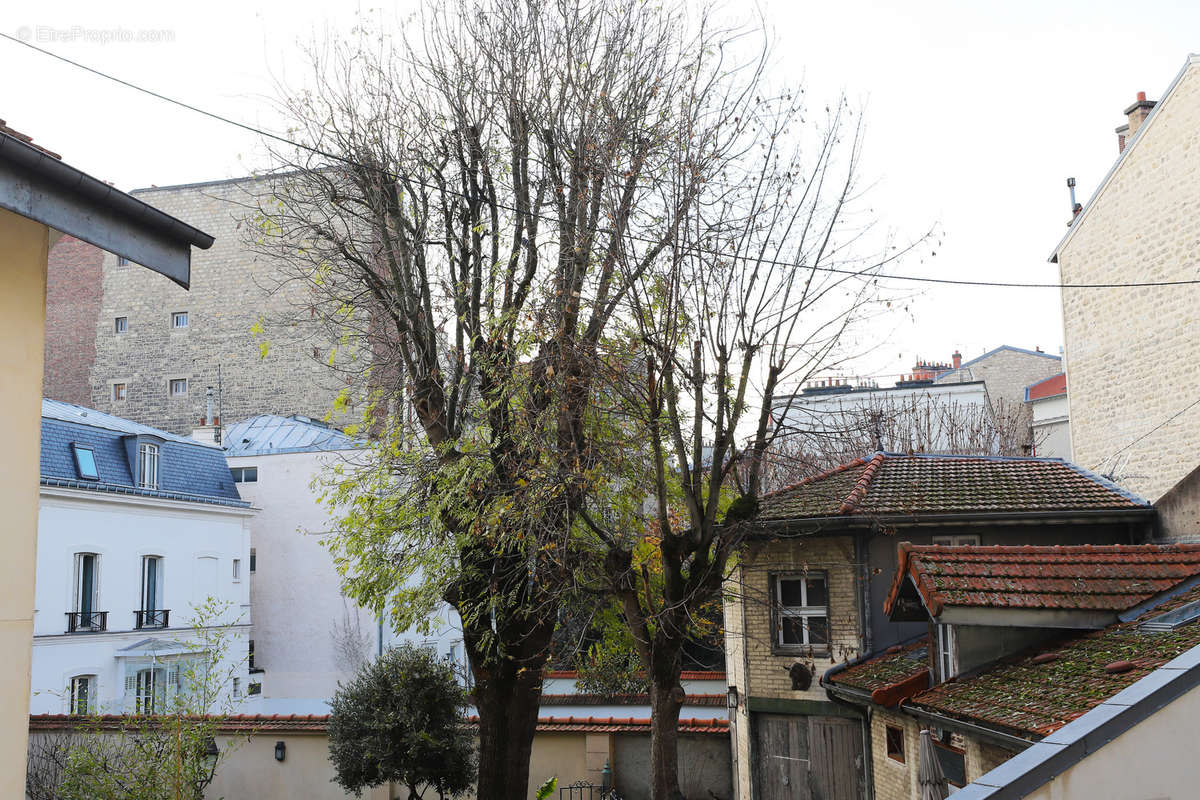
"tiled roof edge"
1059,461,1154,507
839,452,885,514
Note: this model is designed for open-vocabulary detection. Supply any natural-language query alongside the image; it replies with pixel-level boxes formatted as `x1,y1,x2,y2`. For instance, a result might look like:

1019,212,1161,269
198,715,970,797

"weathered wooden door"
753,713,864,800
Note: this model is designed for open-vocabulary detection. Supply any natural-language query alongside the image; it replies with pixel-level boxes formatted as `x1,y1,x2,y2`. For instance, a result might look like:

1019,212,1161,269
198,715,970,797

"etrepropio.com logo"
16,25,175,45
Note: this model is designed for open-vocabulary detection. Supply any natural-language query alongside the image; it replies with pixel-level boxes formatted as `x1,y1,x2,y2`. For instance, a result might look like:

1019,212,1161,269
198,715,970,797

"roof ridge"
839,452,885,514
760,456,869,500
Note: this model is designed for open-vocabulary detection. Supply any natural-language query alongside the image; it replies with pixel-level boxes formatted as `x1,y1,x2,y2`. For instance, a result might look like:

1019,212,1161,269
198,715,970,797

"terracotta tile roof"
29,714,331,734
0,118,62,159
542,670,725,681
909,584,1200,737
540,693,726,706
829,638,930,694
884,543,1200,617
466,715,729,734
757,453,1150,522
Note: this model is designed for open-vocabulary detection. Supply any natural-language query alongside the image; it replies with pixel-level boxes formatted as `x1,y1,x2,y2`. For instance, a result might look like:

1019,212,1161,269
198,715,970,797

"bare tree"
331,597,372,674
249,2,772,797
581,87,928,797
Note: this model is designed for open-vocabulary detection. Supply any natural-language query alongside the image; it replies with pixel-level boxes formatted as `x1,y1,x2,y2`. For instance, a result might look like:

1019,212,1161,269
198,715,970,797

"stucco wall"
1020,681,1200,800
1030,393,1071,460
613,733,733,800
0,208,49,800
1056,60,1200,502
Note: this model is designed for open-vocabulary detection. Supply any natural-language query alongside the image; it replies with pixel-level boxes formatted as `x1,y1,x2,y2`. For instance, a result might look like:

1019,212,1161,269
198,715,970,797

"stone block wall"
1057,59,1200,503
43,235,102,406
78,178,346,435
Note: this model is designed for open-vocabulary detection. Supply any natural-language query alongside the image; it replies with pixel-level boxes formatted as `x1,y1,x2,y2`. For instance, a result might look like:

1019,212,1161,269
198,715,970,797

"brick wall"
85,178,347,434
1057,59,1200,503
43,235,103,405
871,710,918,800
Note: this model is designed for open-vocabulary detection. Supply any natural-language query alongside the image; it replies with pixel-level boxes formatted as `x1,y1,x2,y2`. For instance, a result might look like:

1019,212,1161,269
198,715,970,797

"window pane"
781,616,805,645
73,446,99,480
779,578,805,608
244,467,257,482
807,616,830,645
805,576,828,608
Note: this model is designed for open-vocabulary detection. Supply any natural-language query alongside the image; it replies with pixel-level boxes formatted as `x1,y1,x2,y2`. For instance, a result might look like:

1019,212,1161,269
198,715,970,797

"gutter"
751,507,1154,534
899,703,1036,752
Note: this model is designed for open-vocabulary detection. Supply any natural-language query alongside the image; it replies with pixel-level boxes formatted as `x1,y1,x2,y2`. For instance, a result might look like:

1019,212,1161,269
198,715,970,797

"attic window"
71,444,99,480
1140,598,1200,632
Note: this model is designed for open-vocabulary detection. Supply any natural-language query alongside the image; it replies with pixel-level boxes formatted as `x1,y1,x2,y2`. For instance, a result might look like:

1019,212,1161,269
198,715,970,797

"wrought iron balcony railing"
65,611,108,633
134,609,170,629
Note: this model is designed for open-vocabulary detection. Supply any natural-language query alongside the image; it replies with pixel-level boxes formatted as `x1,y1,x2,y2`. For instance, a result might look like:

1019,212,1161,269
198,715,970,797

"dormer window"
137,443,160,490
71,443,99,480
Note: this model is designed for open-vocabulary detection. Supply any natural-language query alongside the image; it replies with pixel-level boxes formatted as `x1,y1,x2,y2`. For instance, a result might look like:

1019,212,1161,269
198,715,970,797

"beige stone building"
43,176,348,437
1052,55,1200,511
723,453,1150,799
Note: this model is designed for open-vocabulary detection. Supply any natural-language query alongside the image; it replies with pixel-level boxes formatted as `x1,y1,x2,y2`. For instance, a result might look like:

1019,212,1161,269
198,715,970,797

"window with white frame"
140,556,165,628
773,572,830,652
935,623,957,682
932,535,980,547
171,311,189,328
128,664,179,714
112,383,127,402
70,675,95,715
137,442,159,490
114,316,127,334
169,378,188,397
230,466,258,483
232,559,241,581
73,553,100,623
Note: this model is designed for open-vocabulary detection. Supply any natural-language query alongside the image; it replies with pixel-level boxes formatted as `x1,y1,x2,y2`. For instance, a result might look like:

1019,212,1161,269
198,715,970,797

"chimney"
952,350,962,369
1118,91,1156,153
191,386,222,445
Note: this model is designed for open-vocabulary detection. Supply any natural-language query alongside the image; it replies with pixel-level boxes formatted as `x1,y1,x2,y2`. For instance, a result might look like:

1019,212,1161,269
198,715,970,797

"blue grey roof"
223,414,363,457
955,345,1062,371
41,399,247,507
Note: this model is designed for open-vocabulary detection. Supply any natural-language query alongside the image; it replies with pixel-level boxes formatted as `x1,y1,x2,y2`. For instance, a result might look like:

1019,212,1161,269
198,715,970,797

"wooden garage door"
753,713,864,800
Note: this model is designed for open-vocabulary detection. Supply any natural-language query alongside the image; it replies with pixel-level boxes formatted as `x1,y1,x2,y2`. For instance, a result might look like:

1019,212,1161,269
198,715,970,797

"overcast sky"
5,1,1197,384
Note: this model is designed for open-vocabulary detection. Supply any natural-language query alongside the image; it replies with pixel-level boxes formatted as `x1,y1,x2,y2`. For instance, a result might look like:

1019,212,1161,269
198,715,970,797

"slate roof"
756,452,1151,522
40,400,246,507
883,543,1200,617
223,414,362,457
909,584,1200,737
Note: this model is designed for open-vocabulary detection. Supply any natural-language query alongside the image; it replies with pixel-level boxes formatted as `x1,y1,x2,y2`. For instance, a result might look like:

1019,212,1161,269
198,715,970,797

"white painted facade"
226,445,463,714
31,487,253,715
1030,392,1072,460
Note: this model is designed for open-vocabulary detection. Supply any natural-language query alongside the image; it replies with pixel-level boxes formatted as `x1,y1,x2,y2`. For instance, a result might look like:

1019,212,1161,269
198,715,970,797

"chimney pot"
1137,91,1146,102
952,350,962,369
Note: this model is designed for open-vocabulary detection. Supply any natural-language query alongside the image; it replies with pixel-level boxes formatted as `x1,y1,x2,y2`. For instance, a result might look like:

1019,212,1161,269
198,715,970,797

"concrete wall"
78,179,344,435
1056,59,1200,502
1156,463,1200,543
227,448,463,713
0,208,50,800
1021,681,1200,800
613,733,733,800
31,489,253,714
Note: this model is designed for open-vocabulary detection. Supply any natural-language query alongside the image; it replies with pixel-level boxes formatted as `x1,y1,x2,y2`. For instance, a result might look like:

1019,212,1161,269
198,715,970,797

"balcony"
134,609,170,629
65,611,108,633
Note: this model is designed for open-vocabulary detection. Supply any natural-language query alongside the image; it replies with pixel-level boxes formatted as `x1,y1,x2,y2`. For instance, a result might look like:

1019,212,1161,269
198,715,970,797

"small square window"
232,677,241,698
886,725,905,764
774,572,830,652
116,255,129,267
231,466,258,483
169,378,188,397
71,444,99,480
172,311,189,329
112,383,127,402
114,317,128,334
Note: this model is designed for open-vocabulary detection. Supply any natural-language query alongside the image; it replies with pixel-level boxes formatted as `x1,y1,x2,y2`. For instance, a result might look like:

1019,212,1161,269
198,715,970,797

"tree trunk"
649,643,686,800
472,654,547,800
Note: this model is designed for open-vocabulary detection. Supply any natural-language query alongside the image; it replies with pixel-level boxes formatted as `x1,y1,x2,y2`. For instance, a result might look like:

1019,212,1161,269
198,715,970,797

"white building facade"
221,414,463,714
31,400,253,716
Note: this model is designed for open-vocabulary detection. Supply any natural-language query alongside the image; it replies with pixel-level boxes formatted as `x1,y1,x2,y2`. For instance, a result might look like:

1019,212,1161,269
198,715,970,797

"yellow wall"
0,208,49,800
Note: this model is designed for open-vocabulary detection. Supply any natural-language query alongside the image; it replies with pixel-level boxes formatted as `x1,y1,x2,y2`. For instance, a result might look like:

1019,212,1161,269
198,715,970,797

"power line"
1092,395,1200,473
6,31,1200,291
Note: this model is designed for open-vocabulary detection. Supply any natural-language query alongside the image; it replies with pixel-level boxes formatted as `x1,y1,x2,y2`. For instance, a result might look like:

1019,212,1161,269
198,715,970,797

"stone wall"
43,235,102,406
1056,59,1200,502
74,177,346,435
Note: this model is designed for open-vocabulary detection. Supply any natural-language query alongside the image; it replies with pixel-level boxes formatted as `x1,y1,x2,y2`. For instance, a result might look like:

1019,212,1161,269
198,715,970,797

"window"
934,736,966,788
232,677,242,698
74,553,99,616
171,311,189,328
932,535,980,547
774,573,830,651
137,443,159,490
71,444,99,480
116,255,129,267
248,639,256,671
70,675,94,715
139,556,166,628
233,559,241,581
132,667,166,714
885,725,905,763
935,623,957,681
112,383,127,402
249,549,256,573
169,378,188,397
230,466,258,483
114,316,128,334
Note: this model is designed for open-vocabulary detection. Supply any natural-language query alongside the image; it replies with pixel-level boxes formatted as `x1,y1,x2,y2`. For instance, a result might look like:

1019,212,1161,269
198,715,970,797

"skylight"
1140,597,1200,632
71,444,99,480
